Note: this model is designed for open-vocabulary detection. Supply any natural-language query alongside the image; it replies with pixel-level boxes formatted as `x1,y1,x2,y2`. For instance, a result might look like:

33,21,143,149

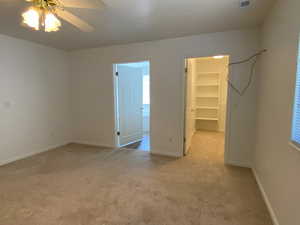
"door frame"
182,55,232,164
113,60,151,150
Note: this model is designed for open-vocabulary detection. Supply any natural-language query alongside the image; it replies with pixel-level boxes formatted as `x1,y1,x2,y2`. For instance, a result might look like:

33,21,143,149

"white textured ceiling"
0,0,275,50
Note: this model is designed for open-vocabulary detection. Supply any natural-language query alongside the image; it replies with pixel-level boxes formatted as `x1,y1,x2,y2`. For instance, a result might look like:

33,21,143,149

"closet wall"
193,56,229,132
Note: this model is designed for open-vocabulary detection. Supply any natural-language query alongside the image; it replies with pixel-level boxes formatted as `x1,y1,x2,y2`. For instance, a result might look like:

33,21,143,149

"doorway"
114,61,150,151
184,56,230,162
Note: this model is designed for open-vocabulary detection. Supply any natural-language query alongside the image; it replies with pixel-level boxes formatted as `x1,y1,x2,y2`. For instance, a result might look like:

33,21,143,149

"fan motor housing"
240,0,251,8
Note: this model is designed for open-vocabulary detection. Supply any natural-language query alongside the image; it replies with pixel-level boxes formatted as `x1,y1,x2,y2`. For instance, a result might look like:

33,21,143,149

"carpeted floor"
0,131,272,225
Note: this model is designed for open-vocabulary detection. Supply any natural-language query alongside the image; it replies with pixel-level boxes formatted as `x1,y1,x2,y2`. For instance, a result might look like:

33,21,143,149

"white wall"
70,28,259,165
254,0,300,225
0,34,71,165
0,28,260,167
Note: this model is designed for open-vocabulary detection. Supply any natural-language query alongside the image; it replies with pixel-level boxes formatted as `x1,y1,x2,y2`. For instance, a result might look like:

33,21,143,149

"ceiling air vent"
240,0,251,8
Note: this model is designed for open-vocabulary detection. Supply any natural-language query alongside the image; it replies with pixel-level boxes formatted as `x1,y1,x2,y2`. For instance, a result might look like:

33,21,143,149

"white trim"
252,169,280,225
289,141,300,152
112,64,120,148
0,142,70,166
224,59,232,166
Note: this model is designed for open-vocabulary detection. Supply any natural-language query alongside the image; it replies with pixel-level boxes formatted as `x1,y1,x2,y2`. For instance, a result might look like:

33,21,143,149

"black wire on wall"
228,49,267,96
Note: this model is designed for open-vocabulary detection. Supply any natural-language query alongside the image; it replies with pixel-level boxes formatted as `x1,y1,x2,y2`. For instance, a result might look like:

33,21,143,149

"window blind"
291,41,300,147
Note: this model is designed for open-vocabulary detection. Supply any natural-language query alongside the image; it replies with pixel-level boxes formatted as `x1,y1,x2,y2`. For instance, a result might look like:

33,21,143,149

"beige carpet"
0,131,272,225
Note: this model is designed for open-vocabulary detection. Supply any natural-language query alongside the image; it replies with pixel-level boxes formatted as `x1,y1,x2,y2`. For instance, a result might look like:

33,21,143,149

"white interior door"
184,59,195,154
117,65,143,146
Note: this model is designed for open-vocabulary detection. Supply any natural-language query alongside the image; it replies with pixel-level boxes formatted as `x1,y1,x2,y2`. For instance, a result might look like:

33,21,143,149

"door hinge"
184,137,186,143
115,72,119,76
185,67,188,73
117,131,120,136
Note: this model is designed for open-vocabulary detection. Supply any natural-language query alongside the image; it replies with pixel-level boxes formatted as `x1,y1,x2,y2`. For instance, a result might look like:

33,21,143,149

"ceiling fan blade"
59,0,105,9
56,9,94,32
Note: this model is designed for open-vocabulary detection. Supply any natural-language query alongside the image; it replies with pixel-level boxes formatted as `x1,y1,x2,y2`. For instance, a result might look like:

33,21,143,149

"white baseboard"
252,168,280,225
0,142,70,166
151,149,182,158
71,141,115,149
225,160,252,168
72,141,181,158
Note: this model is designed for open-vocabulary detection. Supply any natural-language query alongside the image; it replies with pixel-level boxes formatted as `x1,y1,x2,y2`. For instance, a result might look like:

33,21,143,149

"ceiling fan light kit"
22,0,63,32
44,11,62,32
21,0,102,32
22,7,40,30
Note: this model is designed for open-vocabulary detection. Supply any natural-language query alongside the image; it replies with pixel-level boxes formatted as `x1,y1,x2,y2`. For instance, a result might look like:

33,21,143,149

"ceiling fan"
2,0,105,32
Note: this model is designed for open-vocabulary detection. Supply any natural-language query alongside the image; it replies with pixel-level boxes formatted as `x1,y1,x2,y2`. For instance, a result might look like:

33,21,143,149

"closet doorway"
184,56,230,162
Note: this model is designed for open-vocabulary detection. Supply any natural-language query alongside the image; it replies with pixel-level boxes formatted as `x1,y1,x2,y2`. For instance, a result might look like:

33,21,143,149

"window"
291,40,300,149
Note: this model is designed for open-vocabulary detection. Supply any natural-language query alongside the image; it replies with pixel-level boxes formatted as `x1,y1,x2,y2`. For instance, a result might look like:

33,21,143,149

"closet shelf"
196,72,219,76
193,70,221,126
196,95,219,98
196,117,219,121
196,107,219,110
195,83,219,87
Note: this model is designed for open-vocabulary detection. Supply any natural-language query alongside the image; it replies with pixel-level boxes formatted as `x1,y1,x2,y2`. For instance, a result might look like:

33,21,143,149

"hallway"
189,131,225,163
